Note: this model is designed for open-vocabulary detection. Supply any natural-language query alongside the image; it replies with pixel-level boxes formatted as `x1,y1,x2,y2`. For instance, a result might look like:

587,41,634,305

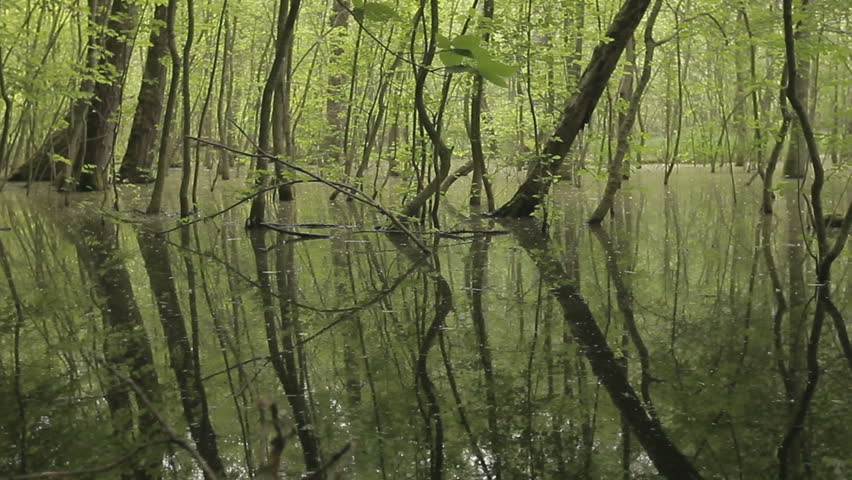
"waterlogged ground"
0,167,850,479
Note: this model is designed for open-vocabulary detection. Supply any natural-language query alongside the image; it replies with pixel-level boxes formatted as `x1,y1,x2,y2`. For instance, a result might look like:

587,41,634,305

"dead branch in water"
186,135,430,254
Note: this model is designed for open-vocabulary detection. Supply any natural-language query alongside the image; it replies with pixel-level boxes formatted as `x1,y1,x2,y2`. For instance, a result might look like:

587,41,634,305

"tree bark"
118,3,169,183
146,0,180,214
76,0,138,191
469,0,495,208
399,0,454,220
247,0,301,227
781,0,811,179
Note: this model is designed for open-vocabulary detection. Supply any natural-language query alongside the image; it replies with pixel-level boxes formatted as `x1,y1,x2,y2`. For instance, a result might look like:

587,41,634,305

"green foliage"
436,32,517,87
352,0,398,22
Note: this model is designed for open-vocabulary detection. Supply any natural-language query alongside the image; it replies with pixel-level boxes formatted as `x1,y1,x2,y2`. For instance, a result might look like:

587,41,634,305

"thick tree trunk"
491,0,651,217
76,0,138,191
118,4,169,183
74,219,164,479
147,0,180,214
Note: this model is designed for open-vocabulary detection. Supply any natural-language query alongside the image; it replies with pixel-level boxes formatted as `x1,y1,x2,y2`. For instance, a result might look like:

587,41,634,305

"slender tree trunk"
777,1,852,476
247,0,301,227
216,15,235,182
491,0,651,217
762,69,791,214
0,46,13,178
137,230,225,479
179,0,196,217
118,3,169,183
782,0,811,179
588,0,664,224
469,0,495,208
326,0,349,165
398,0,454,220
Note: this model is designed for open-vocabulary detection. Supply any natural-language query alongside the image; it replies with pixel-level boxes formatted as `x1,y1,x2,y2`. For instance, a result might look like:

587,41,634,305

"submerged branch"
186,135,430,254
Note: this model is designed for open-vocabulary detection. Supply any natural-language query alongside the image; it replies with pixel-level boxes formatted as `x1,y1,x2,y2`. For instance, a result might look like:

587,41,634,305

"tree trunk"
491,0,651,217
469,0,495,209
326,0,349,165
76,0,138,191
118,3,169,183
588,0,664,224
782,0,811,179
247,0,301,227
178,0,196,217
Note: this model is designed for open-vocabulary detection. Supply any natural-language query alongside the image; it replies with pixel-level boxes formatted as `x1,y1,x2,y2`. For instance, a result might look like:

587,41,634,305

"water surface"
1,168,850,479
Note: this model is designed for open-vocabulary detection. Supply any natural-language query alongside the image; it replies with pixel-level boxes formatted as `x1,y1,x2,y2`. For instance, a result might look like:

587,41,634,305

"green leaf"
352,7,365,22
479,66,509,88
439,50,467,67
50,153,72,166
362,2,397,21
452,34,480,50
450,48,475,59
436,33,452,49
478,58,517,78
468,45,492,62
445,65,477,74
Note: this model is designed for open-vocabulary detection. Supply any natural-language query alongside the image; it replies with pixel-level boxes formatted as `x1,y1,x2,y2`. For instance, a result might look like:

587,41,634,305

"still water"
0,168,849,479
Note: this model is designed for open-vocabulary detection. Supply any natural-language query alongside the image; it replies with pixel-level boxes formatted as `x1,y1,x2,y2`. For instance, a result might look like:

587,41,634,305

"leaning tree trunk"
76,0,138,191
118,3,170,184
491,0,651,217
8,1,104,185
588,0,663,224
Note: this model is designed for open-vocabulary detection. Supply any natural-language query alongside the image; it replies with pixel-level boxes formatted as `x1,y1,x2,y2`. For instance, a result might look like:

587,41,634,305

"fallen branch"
157,180,309,235
260,223,331,239
186,135,430,254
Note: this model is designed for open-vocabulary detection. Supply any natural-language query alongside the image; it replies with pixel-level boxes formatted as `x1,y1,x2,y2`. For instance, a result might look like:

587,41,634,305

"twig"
163,236,404,314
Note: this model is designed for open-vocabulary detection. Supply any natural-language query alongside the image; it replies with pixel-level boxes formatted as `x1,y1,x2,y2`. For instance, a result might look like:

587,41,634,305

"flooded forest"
0,0,850,478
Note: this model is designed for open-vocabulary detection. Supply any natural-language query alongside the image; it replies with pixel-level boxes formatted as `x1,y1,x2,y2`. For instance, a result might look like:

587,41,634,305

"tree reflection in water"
0,170,849,479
